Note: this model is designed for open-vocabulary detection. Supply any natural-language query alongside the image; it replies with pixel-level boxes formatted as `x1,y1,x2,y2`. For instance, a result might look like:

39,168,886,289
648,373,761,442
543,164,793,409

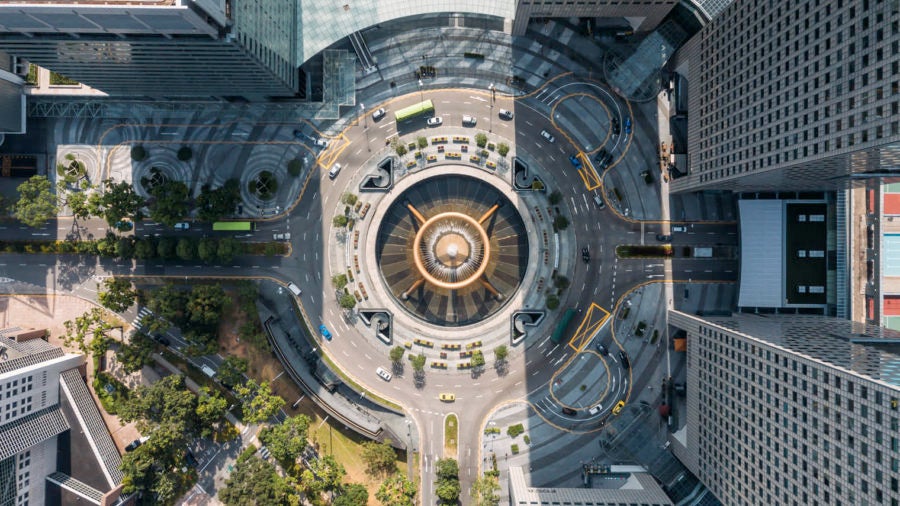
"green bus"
394,99,434,122
551,308,578,344
212,221,254,232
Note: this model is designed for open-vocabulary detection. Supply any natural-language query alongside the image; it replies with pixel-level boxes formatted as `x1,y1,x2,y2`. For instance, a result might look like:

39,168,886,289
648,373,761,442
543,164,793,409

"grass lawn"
444,414,458,458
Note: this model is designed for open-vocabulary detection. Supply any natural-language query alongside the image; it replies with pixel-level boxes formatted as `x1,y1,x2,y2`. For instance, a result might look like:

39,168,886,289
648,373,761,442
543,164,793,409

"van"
201,365,216,378
588,405,601,416
498,109,514,120
328,163,342,179
287,283,302,296
462,115,477,126
593,193,606,208
618,351,630,370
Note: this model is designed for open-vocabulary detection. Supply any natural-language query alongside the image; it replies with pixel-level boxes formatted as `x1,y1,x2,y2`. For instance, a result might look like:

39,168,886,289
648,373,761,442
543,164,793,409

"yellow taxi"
439,393,456,402
612,400,625,415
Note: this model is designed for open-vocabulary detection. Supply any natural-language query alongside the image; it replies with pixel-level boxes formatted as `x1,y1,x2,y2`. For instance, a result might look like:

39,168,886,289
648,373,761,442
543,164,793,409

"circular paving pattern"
376,173,528,326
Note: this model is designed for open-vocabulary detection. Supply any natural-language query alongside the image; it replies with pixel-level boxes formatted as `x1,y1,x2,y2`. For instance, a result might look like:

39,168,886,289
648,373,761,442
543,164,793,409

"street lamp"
488,83,495,133
418,79,424,103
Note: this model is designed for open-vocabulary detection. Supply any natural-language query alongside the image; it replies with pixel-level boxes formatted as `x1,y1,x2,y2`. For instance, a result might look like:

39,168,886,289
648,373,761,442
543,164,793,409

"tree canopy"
94,179,145,226
98,277,138,313
235,380,285,424
435,458,461,503
470,475,501,506
60,307,113,357
15,175,57,227
220,449,298,506
334,483,369,506
376,473,416,506
258,414,311,465
148,180,190,226
196,179,240,222
361,439,397,478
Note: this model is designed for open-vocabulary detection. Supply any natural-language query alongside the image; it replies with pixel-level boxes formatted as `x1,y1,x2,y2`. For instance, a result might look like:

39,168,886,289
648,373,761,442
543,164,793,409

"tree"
411,354,427,373
546,294,560,310
97,179,145,226
65,189,92,221
148,180,190,226
553,214,569,231
436,478,461,503
235,380,285,424
494,345,508,363
131,145,147,161
197,237,218,263
334,483,369,506
176,237,196,260
258,414,311,465
145,285,187,323
470,475,501,506
554,274,570,291
361,440,397,478
471,350,485,369
436,458,459,481
340,192,358,206
98,277,137,312
332,215,348,228
389,346,405,364
195,387,228,438
304,454,345,495
331,273,348,289
475,132,488,148
61,307,113,356
114,236,135,258
395,144,408,157
177,146,193,161
217,237,240,263
196,179,240,222
14,175,57,227
117,332,155,374
217,355,248,387
548,190,563,205
497,142,510,157
118,375,199,434
376,473,416,506
186,284,229,325
287,159,302,177
339,292,357,309
220,450,296,506
417,136,428,149
156,236,176,259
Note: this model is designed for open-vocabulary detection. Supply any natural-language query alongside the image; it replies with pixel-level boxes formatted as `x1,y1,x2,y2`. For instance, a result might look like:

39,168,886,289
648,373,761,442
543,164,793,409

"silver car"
540,129,556,143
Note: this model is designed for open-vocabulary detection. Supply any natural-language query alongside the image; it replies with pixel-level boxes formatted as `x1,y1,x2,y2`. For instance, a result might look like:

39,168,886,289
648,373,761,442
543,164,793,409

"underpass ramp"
568,302,611,351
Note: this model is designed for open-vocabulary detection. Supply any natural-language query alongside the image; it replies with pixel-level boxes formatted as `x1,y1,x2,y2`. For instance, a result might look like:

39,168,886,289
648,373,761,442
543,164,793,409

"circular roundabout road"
296,82,656,498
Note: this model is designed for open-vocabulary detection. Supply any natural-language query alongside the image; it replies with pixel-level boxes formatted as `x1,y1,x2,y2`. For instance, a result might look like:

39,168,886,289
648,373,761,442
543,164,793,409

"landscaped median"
0,237,289,261
444,413,458,459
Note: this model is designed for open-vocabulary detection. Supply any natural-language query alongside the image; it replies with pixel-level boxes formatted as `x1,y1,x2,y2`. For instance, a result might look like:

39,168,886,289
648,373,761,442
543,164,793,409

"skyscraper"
671,0,900,192
668,310,900,506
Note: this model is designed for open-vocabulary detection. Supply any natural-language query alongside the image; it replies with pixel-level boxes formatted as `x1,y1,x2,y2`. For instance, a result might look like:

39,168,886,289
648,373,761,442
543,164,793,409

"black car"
596,342,608,355
582,246,590,263
152,334,171,346
655,234,672,243
185,450,199,467
594,148,609,165
611,118,621,136
561,406,577,416
125,439,143,452
619,351,630,370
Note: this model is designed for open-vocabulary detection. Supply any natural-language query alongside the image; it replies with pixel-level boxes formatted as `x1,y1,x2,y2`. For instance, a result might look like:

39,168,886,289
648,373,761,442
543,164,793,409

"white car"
540,130,556,143
376,367,392,381
462,115,477,125
427,117,443,126
273,233,291,241
328,163,342,179
372,108,386,120
498,109,514,120
174,222,190,230
314,137,329,148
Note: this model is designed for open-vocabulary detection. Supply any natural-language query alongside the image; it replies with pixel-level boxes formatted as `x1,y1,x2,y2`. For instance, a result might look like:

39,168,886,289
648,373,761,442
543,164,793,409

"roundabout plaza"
307,76,682,502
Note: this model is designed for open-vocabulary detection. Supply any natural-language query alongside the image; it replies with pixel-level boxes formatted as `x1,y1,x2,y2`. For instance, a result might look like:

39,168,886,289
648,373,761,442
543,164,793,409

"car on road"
314,137,329,148
273,233,291,241
568,154,582,169
672,225,687,233
612,400,625,415
328,163,342,179
588,404,601,415
439,393,455,402
114,220,133,231
641,170,654,184
376,367,392,382
593,193,606,209
498,109,514,120
372,108,386,121
318,324,332,341
125,436,149,452
618,351,630,369
152,334,171,346
596,341,608,355
292,129,305,139
540,129,556,143
611,117,620,135
581,246,590,263
174,222,190,230
561,406,577,416
462,115,477,126
594,149,613,168
287,283,302,296
656,234,672,242
426,117,443,126
185,449,199,468
624,117,632,135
